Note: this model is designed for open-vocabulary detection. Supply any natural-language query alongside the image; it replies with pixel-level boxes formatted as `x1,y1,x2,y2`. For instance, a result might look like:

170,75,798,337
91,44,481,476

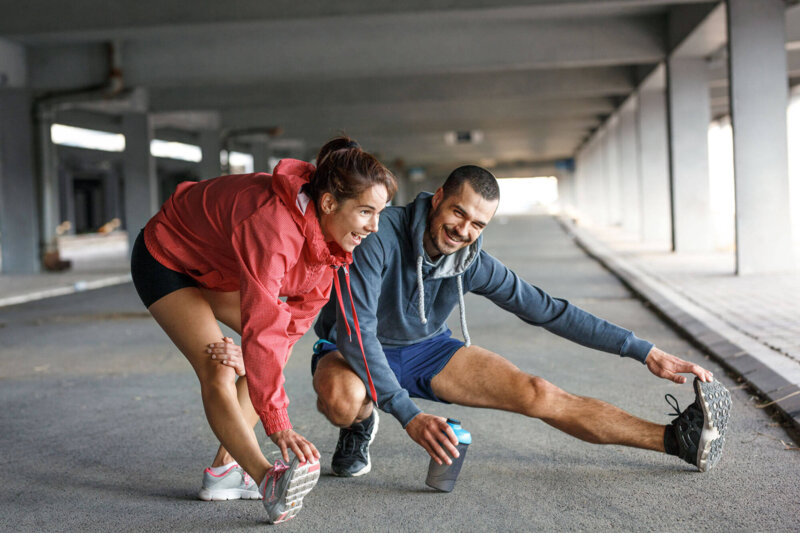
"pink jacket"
144,159,350,434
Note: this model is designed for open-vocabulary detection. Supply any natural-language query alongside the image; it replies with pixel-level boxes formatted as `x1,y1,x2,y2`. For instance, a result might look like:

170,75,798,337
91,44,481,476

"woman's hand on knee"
269,429,321,464
206,337,246,377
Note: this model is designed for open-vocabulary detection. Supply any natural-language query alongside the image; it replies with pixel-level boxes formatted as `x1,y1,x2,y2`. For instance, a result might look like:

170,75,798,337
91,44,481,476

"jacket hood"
272,159,351,267
408,192,482,278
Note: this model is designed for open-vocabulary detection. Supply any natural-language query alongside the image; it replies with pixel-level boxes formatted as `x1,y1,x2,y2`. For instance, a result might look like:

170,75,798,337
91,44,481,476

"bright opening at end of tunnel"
495,176,559,216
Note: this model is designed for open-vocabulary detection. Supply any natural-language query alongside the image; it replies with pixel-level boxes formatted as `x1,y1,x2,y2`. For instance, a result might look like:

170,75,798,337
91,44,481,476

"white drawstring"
416,255,471,346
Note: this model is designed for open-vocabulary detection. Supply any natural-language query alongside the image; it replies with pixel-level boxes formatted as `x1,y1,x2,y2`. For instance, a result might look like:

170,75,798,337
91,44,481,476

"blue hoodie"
314,193,654,427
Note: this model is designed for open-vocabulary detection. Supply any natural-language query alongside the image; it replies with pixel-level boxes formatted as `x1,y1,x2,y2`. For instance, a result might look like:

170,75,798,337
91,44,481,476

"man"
311,165,730,478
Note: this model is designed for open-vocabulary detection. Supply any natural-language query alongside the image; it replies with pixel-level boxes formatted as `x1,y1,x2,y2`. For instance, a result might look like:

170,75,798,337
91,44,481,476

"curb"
557,217,800,441
0,273,132,308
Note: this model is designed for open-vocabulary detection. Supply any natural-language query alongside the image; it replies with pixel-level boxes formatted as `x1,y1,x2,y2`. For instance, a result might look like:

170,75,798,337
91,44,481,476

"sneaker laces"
665,393,702,443
664,393,682,417
337,420,372,455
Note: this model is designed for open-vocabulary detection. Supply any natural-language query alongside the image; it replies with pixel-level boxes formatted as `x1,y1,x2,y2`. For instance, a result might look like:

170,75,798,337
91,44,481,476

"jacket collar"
272,159,351,267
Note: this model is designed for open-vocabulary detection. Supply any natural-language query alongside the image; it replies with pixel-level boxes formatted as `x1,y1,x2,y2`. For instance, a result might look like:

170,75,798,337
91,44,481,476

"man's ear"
431,187,444,209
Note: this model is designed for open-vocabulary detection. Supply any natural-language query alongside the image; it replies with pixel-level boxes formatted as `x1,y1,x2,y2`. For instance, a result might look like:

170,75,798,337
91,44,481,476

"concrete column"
0,89,39,273
251,140,271,174
667,56,712,251
619,98,641,236
727,0,794,273
637,88,672,245
589,136,605,225
122,113,157,250
197,129,221,179
602,118,622,227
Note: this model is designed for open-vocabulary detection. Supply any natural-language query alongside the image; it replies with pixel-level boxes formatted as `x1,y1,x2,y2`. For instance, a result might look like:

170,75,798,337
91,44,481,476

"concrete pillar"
727,0,794,273
667,56,712,251
122,113,157,250
0,89,39,273
603,117,622,226
197,129,221,179
251,140,271,174
637,88,672,245
619,98,641,236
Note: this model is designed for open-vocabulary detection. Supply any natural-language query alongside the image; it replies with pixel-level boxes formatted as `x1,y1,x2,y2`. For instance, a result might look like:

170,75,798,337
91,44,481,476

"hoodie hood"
408,192,481,346
271,158,351,267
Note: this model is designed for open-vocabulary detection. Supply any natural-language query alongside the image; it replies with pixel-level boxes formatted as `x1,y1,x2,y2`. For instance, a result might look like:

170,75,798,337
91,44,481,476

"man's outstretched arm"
466,250,713,383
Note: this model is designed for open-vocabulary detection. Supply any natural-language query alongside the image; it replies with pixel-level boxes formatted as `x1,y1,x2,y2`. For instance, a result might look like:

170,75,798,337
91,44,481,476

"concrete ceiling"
4,0,797,176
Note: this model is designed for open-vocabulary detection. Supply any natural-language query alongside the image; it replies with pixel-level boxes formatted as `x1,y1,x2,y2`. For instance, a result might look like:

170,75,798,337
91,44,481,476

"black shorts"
130,230,197,308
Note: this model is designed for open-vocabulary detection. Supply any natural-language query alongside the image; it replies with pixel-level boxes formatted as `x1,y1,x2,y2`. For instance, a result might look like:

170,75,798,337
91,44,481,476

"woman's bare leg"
148,287,269,484
198,289,262,469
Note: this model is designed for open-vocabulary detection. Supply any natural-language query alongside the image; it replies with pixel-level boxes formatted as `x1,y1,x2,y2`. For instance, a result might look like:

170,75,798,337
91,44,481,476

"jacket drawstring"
332,265,378,404
416,255,471,347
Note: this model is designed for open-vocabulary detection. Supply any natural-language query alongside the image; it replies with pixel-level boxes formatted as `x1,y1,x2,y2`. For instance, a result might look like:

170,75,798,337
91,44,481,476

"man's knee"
521,375,567,418
315,370,366,428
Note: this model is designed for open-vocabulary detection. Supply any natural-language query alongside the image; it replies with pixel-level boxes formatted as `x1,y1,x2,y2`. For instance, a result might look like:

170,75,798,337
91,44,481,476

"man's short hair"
442,165,500,201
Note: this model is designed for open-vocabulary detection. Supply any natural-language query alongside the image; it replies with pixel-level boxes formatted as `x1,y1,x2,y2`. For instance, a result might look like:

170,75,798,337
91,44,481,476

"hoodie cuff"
384,394,423,428
620,333,654,364
261,408,292,435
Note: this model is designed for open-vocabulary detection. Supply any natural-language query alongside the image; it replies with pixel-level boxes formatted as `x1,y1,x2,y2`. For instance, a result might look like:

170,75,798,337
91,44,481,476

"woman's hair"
307,136,397,210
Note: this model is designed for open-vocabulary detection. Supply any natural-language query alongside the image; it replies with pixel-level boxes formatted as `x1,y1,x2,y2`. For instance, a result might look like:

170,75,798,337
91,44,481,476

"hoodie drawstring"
332,266,378,404
415,255,471,348
456,275,471,347
416,256,427,324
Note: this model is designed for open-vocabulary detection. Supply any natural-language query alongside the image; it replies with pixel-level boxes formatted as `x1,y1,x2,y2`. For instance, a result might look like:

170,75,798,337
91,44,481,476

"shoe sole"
694,379,732,472
266,460,321,524
332,410,380,478
198,487,261,501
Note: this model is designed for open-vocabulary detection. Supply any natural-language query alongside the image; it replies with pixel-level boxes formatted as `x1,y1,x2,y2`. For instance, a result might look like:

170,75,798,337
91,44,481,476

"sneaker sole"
694,379,732,472
198,487,261,501
267,460,321,524
332,410,380,478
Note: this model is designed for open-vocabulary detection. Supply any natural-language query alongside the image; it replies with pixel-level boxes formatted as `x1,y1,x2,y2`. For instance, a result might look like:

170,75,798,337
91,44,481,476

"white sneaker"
198,464,261,501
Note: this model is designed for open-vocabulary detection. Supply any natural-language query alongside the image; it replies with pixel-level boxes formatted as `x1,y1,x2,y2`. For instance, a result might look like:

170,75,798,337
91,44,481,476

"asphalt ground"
1,215,798,532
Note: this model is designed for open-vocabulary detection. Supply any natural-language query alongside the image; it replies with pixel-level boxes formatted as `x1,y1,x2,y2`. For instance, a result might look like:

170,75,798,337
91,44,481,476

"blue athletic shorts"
311,330,465,403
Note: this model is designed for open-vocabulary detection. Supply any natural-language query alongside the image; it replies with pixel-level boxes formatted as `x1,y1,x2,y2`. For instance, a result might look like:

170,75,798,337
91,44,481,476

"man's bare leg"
431,345,665,452
313,350,372,427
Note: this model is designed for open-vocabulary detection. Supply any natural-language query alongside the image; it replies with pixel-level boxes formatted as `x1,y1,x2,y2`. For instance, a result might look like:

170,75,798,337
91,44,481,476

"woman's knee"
198,360,237,396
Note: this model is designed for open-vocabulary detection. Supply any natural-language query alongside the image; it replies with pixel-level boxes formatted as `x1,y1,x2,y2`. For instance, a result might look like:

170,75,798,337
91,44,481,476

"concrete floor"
1,216,798,532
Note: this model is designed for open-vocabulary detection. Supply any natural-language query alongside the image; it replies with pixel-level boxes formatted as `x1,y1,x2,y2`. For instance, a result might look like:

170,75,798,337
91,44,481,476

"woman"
130,137,396,524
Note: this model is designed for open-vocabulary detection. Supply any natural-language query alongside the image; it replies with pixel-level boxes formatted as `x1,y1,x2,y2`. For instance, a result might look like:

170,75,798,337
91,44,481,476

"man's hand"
645,346,713,383
269,428,321,464
405,413,460,465
206,337,246,377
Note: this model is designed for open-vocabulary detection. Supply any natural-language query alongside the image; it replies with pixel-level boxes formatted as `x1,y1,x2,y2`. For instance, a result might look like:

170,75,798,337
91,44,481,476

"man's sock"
663,425,679,456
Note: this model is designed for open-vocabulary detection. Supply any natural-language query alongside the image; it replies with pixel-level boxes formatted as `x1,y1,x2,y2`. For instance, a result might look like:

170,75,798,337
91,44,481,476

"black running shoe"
331,409,379,477
666,378,731,472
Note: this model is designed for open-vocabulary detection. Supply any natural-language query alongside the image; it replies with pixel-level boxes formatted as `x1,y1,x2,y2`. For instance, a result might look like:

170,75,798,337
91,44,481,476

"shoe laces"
338,422,371,455
664,393,682,417
665,393,702,433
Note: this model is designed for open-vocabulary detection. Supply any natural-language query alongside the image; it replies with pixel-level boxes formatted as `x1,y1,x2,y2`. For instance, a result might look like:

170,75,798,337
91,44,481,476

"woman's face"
319,184,389,252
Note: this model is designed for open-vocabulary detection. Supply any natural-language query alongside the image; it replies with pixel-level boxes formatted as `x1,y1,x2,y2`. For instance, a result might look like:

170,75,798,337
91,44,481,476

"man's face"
423,183,499,260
